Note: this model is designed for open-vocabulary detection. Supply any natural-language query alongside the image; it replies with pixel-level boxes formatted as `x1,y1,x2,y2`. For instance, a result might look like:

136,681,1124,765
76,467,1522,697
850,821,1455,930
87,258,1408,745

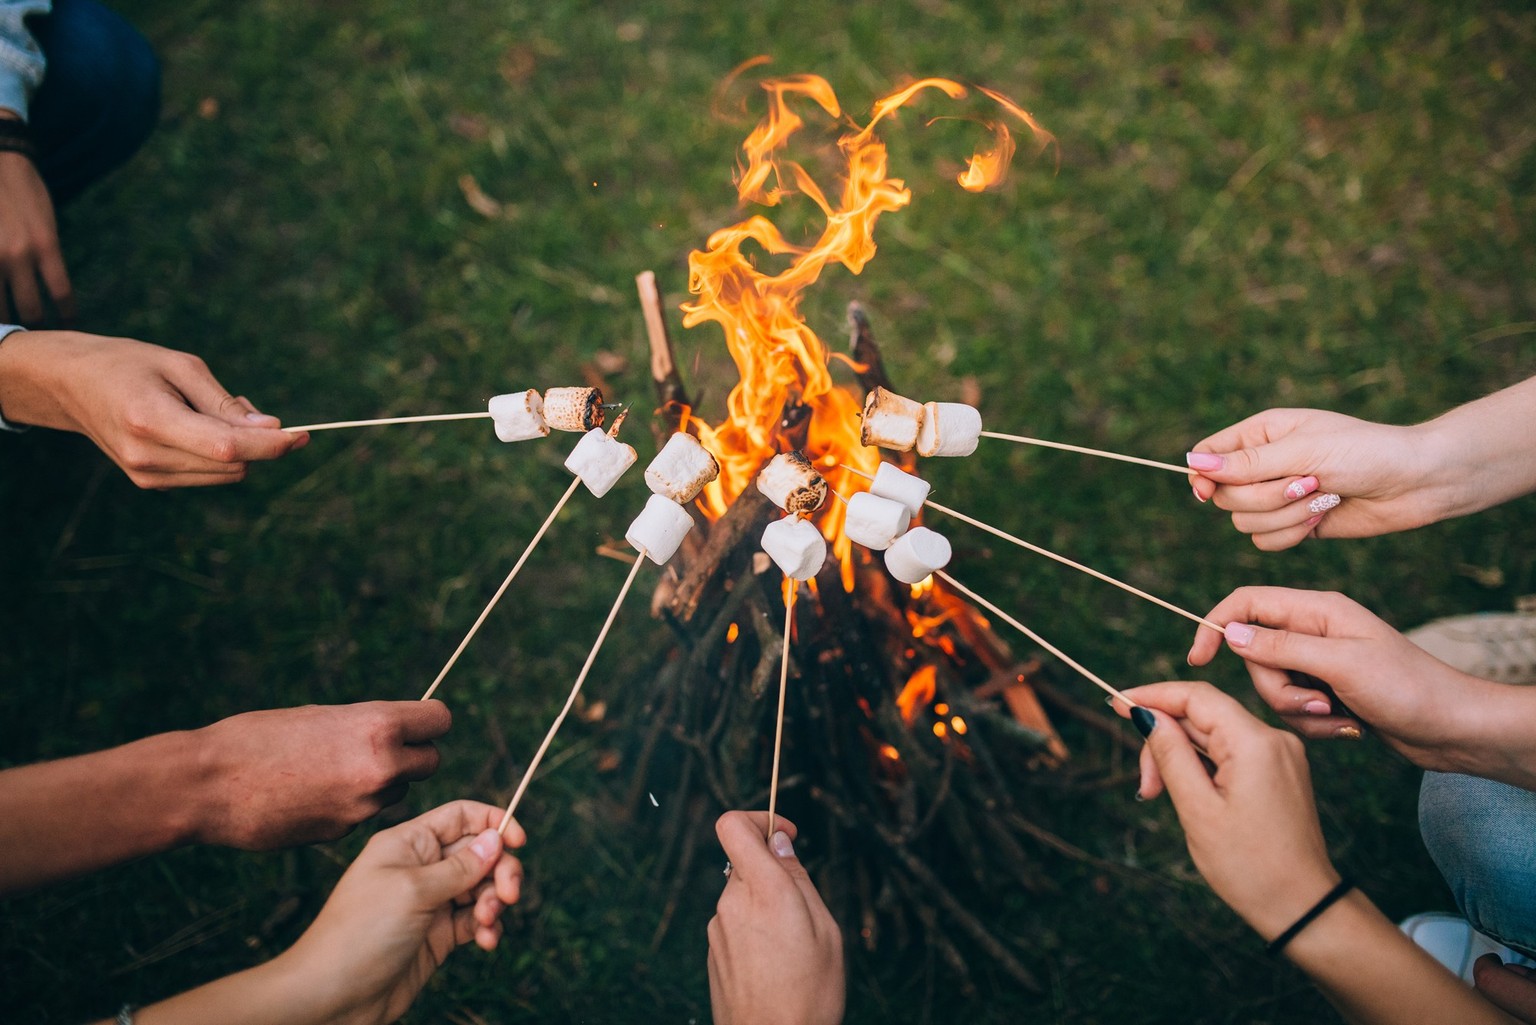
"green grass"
3,1,1534,1021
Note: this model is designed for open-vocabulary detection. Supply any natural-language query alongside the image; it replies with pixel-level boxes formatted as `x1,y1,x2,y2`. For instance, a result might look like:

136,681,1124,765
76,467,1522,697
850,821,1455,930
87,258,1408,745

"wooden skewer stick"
499,550,648,834
936,570,1137,707
838,465,1222,632
420,476,583,702
978,431,1190,475
766,582,796,838
283,411,492,433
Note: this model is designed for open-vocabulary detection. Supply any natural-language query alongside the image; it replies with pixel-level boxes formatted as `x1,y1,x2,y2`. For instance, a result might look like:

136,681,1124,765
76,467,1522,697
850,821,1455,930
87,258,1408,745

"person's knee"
1420,771,1536,953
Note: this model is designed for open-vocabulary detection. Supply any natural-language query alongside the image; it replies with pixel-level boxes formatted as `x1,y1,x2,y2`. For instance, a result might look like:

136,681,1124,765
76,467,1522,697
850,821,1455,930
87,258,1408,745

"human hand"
0,147,73,324
274,800,526,1025
1113,681,1341,941
1475,955,1536,1024
1186,408,1443,550
708,811,845,1025
191,701,451,850
0,330,305,487
1188,586,1496,775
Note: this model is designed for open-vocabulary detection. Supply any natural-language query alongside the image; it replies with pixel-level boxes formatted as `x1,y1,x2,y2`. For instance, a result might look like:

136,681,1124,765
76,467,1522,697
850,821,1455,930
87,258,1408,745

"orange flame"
896,664,938,725
685,70,1052,590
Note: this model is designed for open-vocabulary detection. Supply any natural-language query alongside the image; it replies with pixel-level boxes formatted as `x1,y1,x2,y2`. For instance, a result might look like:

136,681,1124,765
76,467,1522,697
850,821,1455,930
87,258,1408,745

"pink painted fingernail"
1284,476,1319,501
1302,699,1332,715
469,828,501,860
1224,622,1256,647
1185,452,1223,472
1307,493,1341,514
770,831,795,858
1191,485,1208,504
1305,513,1324,527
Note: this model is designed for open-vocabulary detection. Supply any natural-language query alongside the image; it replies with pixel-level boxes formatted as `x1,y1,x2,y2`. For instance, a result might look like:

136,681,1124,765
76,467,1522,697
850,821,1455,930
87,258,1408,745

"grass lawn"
2,1,1534,1022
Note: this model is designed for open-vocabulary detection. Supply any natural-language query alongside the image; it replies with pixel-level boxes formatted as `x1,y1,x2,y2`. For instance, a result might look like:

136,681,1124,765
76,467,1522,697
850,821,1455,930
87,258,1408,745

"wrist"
1234,863,1343,943
1449,679,1536,788
182,723,233,847
0,329,73,430
1401,417,1469,525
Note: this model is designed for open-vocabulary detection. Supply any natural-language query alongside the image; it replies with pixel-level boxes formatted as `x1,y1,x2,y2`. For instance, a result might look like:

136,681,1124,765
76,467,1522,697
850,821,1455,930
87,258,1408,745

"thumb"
414,828,501,906
1139,710,1217,813
1188,434,1313,486
768,829,823,909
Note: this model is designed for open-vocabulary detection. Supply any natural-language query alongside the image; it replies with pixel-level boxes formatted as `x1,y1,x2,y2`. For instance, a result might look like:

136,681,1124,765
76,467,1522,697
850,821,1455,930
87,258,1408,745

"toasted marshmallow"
915,401,982,458
626,494,695,564
869,462,931,517
756,451,828,515
844,492,912,551
860,387,926,451
884,526,952,584
564,428,637,497
760,516,827,581
543,386,605,432
644,432,720,504
488,389,548,443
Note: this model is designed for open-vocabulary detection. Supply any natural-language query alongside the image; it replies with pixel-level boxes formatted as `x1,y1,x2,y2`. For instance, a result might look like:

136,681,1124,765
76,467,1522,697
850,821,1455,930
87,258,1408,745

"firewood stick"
935,571,1137,708
420,477,583,702
838,464,1223,632
283,411,492,433
766,582,796,838
979,431,1189,474
499,550,648,834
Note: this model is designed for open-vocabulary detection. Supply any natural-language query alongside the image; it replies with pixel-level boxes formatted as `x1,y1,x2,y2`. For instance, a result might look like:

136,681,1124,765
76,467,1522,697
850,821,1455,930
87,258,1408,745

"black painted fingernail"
1131,706,1156,738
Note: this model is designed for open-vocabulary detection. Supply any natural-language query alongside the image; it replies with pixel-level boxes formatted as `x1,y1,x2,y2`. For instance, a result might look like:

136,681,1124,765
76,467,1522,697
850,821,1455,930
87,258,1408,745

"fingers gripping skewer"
498,551,648,835
978,431,1190,475
766,582,796,839
283,412,493,433
420,477,584,701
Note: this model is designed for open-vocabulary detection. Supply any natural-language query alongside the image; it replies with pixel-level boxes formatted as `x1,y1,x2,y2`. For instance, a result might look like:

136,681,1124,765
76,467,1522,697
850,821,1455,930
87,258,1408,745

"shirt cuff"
0,322,30,431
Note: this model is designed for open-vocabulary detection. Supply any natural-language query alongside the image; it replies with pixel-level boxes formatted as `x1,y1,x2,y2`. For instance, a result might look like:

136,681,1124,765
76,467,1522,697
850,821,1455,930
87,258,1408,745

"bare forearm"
0,730,211,893
1454,681,1536,791
1419,376,1536,522
1286,892,1514,1025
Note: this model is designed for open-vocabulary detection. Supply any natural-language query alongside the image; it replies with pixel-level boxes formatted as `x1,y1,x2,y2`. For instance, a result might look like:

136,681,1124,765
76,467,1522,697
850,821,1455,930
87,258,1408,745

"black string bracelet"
1265,877,1355,957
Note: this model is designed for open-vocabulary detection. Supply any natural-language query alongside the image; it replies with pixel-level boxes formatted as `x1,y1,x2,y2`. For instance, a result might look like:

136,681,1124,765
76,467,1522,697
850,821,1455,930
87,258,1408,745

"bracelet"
116,1005,136,1025
1265,877,1355,957
0,118,36,162
0,324,29,432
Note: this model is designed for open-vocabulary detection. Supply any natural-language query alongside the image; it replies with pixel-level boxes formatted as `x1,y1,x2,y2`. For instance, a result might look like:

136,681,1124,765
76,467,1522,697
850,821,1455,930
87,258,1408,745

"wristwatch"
0,324,30,432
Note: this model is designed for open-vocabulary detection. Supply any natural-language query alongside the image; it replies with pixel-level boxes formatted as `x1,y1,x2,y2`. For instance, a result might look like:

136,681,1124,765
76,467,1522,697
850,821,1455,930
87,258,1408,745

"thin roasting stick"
420,477,584,701
935,571,1136,707
838,465,1222,632
766,583,796,838
499,551,648,834
283,412,492,433
979,431,1189,475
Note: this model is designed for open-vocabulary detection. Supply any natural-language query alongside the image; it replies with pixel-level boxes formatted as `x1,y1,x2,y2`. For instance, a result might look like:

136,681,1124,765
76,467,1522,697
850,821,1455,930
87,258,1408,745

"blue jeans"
1420,770,1536,958
27,0,159,204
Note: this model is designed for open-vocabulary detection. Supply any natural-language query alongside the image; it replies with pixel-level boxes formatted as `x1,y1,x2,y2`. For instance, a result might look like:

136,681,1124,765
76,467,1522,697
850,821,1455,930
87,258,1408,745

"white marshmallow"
884,527,952,584
625,493,695,564
844,492,912,551
760,517,826,581
644,432,720,504
755,451,828,514
488,389,548,443
564,428,637,497
915,401,982,458
860,387,926,451
870,463,931,517
543,386,605,432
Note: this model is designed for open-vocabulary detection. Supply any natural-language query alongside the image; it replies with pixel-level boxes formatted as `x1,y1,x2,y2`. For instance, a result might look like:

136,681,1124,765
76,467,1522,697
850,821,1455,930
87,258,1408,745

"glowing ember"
682,68,1053,591
896,664,938,725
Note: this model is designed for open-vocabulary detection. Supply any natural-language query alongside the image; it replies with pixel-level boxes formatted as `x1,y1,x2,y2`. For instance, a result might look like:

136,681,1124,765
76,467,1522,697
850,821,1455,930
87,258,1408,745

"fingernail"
469,828,501,860
1130,706,1156,738
1302,699,1332,715
1185,452,1223,472
1105,695,1116,707
245,412,272,423
1224,622,1256,647
1191,485,1208,504
770,831,795,858
1307,493,1341,515
1283,476,1319,501
1335,725,1363,741
1305,513,1324,527
1133,790,1146,803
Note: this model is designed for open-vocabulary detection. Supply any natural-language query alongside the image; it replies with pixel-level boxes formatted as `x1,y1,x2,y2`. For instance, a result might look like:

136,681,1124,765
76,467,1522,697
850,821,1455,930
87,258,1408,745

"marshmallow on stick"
756,451,828,515
645,431,720,504
626,494,695,564
869,462,931,517
860,387,926,451
564,428,637,497
488,389,548,443
885,526,953,584
844,491,911,551
761,516,827,580
916,401,983,458
543,386,606,432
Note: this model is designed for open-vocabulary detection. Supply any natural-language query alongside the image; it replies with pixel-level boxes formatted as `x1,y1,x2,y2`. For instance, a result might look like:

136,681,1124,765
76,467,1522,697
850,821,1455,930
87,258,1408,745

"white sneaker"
1400,911,1536,981
1404,602,1536,684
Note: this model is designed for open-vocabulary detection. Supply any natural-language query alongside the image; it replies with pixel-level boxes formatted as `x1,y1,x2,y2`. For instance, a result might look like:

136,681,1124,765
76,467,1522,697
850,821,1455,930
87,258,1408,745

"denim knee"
1419,770,1536,957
